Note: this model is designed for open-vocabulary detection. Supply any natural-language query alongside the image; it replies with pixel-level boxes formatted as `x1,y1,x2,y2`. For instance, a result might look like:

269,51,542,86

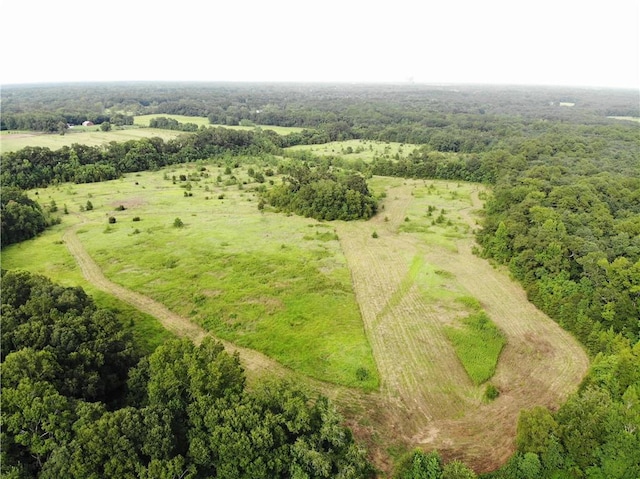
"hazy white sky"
2,0,639,89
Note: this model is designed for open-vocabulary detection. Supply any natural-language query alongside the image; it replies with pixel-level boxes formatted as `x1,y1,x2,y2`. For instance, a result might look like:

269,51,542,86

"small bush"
108,216,116,224
115,205,126,211
132,217,141,222
355,367,370,381
86,200,94,211
485,383,500,401
372,231,379,238
173,217,184,228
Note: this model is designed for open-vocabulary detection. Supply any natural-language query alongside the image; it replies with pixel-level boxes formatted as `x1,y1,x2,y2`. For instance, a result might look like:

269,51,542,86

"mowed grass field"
0,128,183,153
134,113,305,135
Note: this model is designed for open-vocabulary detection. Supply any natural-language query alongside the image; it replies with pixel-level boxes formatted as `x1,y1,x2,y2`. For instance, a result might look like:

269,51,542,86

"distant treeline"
3,83,639,128
1,112,133,132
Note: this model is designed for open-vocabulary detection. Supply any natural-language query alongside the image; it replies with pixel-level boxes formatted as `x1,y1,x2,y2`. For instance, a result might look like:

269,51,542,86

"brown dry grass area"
334,180,589,474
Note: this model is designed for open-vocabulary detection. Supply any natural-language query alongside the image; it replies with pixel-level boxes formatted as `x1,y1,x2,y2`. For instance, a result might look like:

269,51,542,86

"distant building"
82,121,94,126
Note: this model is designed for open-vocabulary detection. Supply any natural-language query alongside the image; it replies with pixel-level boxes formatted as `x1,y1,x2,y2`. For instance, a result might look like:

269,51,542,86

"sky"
2,0,638,89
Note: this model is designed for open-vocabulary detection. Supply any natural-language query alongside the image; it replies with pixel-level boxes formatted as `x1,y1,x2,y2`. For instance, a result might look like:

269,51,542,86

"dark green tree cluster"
371,148,493,183
1,187,58,247
489,342,640,478
479,170,640,347
1,271,372,479
265,164,377,221
149,116,199,132
393,449,476,479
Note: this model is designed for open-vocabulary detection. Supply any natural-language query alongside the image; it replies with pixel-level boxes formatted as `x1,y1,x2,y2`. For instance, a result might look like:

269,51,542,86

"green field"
0,218,174,354
444,302,506,385
287,139,419,162
134,113,305,135
0,128,183,153
1,161,379,390
0,117,304,154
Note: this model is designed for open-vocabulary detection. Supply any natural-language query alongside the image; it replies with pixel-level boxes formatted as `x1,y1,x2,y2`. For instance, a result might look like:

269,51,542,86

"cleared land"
0,120,302,153
332,178,588,471
134,113,305,135
287,139,418,162
0,128,182,153
1,167,589,473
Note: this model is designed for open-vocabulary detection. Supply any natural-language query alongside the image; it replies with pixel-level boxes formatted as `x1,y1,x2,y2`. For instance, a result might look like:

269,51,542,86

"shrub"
132,216,141,222
108,216,116,224
173,217,184,228
115,205,126,211
86,200,93,211
372,231,379,238
485,383,500,401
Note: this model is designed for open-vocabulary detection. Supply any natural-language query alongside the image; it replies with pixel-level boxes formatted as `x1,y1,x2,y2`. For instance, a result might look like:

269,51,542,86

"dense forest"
1,270,373,478
1,82,639,478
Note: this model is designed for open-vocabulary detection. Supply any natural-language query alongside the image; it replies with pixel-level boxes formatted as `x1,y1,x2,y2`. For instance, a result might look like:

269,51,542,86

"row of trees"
148,116,199,132
1,112,133,132
1,271,374,478
0,127,283,190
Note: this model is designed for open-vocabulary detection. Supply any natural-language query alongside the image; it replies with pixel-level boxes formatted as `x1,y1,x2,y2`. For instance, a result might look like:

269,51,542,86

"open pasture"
1,166,589,472
0,127,182,153
134,113,305,135
2,160,378,390
287,139,419,162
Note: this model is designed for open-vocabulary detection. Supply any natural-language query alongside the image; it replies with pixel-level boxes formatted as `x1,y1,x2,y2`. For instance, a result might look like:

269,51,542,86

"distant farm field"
134,113,305,135
1,161,589,472
287,139,418,162
0,128,182,153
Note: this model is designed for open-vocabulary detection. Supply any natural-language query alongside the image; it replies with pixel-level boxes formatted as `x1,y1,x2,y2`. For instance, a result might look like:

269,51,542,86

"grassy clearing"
287,139,418,162
134,114,305,135
0,223,172,354
444,310,506,385
0,128,182,153
134,114,212,127
1,160,378,390
607,116,640,123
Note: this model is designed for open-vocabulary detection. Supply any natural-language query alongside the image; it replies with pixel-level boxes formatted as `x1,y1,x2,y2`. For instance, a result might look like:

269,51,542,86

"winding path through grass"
62,182,589,474
63,222,290,380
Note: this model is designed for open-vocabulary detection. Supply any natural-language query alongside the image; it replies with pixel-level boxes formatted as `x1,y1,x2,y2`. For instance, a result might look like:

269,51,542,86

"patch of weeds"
484,383,500,402
356,367,370,381
444,311,506,385
163,257,179,269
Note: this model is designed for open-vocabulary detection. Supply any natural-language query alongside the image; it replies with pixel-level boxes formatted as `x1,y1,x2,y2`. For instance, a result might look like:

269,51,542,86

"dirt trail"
63,223,290,379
